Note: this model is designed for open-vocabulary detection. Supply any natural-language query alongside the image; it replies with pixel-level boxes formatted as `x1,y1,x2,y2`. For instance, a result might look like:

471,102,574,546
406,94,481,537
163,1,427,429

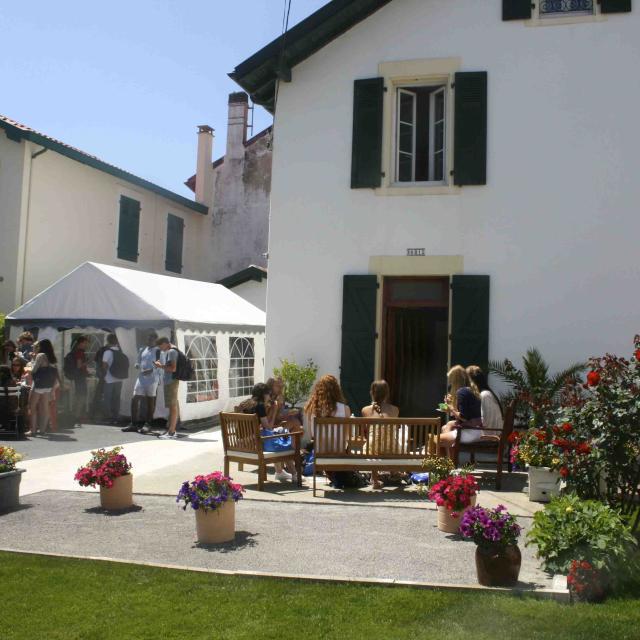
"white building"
231,0,640,416
0,115,210,314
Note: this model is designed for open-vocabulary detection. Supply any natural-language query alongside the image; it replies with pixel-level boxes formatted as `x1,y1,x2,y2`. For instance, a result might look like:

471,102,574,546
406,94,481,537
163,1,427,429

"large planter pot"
0,468,26,512
99,474,133,510
528,466,560,503
436,495,477,533
475,544,522,587
195,500,236,544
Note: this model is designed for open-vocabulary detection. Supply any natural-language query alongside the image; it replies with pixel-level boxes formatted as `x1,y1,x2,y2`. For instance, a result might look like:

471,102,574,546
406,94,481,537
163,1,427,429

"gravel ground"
0,490,550,588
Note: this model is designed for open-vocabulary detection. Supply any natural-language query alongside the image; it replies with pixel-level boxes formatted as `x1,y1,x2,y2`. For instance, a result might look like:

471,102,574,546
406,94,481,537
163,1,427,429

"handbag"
262,428,292,452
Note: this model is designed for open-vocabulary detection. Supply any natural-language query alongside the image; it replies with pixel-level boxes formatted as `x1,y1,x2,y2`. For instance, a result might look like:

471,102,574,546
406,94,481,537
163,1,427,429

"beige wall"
18,144,209,305
0,134,27,313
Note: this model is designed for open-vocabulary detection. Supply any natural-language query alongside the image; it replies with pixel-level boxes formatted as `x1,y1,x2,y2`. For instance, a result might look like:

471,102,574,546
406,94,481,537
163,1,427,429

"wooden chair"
453,401,516,491
219,412,302,491
0,386,23,439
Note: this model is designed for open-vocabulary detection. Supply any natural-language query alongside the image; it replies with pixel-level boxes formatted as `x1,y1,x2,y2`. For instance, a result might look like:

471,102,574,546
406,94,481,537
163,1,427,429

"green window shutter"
117,196,140,262
600,0,632,13
453,72,488,186
165,214,184,274
340,275,377,416
351,78,384,189
502,0,533,20
451,275,490,372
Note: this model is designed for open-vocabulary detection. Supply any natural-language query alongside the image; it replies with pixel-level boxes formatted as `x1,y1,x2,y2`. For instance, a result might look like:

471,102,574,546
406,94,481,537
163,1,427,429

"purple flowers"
176,472,244,513
460,505,522,548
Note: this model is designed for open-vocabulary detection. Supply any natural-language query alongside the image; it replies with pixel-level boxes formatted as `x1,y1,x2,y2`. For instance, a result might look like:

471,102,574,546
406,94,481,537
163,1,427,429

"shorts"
164,381,179,407
133,379,159,397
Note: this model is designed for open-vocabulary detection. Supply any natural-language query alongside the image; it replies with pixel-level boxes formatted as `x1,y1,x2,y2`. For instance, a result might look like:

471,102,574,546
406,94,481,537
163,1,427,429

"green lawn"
1,551,639,640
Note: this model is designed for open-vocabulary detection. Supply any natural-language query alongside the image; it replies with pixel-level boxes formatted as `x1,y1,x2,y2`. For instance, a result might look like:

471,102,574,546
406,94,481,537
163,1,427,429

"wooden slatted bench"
312,417,441,496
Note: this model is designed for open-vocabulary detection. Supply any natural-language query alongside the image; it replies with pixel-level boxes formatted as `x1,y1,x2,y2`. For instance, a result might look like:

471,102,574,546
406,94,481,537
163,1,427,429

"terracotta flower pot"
99,474,133,510
0,469,26,512
436,495,476,533
195,500,236,544
475,544,522,587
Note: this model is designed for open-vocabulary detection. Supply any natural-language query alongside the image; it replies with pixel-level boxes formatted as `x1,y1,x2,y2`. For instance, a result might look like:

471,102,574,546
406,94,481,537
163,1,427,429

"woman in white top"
303,374,350,445
466,366,503,436
25,339,59,436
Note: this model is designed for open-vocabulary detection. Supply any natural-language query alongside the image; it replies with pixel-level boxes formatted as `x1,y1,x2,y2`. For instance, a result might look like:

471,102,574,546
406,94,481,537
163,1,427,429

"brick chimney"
226,92,249,160
195,124,214,205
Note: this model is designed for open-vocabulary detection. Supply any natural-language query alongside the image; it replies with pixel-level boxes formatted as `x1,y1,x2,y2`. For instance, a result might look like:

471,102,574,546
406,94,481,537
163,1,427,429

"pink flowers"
428,473,478,513
74,447,131,489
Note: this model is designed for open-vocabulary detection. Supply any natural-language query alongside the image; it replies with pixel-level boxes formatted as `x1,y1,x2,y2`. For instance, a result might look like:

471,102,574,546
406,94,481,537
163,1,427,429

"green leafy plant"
0,312,5,344
527,495,637,584
272,358,318,407
489,348,585,426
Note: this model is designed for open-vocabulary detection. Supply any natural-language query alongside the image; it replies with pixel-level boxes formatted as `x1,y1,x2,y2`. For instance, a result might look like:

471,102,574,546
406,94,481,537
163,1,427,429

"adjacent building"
231,0,640,415
0,114,209,314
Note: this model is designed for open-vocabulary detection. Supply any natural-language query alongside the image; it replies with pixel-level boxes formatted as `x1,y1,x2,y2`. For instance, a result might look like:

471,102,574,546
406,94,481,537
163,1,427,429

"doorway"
382,277,449,417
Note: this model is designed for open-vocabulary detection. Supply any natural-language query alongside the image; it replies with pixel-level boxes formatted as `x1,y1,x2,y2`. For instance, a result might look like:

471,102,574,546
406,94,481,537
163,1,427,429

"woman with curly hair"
303,374,350,443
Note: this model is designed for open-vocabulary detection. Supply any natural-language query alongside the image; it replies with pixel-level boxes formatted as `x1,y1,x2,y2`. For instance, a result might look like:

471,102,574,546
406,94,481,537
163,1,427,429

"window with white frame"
396,84,446,184
184,335,218,403
539,0,594,16
228,337,254,397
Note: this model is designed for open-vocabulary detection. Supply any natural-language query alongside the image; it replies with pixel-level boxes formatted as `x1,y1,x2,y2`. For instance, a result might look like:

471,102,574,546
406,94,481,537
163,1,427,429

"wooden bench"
312,417,441,496
219,412,303,491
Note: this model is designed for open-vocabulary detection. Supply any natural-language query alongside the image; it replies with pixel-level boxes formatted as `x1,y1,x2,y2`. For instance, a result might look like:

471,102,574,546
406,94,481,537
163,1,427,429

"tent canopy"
7,262,266,330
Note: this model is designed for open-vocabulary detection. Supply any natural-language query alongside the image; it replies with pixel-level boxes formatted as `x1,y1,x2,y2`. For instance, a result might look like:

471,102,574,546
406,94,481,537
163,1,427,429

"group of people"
238,364,503,487
0,331,183,440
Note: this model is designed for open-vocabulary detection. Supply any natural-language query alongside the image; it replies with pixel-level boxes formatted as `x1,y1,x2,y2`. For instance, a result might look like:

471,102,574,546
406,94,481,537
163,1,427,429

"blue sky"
0,0,327,197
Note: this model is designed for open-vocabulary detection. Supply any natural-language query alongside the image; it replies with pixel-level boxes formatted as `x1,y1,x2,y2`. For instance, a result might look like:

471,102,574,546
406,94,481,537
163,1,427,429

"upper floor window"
165,213,184,274
396,85,446,184
539,0,594,16
117,195,140,262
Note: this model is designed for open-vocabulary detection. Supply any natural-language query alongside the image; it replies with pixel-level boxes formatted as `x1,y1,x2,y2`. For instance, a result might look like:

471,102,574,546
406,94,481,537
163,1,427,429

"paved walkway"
0,490,552,589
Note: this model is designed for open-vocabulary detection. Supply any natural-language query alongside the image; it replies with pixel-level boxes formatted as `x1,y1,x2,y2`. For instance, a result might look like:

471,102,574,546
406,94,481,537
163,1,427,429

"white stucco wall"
266,0,640,377
3,138,210,309
0,133,26,313
228,279,267,312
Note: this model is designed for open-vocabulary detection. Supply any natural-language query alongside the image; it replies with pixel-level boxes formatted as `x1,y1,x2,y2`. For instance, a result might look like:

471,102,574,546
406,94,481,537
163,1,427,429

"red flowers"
74,447,131,489
534,430,547,442
635,349,640,361
562,423,573,433
560,467,569,478
586,371,601,386
428,474,478,512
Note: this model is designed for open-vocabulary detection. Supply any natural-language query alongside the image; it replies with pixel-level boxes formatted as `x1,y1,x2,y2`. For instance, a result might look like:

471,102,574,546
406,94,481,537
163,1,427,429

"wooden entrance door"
382,277,449,417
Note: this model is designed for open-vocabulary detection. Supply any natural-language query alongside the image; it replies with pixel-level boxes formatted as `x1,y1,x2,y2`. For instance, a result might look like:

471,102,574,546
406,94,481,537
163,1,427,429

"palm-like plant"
489,348,586,427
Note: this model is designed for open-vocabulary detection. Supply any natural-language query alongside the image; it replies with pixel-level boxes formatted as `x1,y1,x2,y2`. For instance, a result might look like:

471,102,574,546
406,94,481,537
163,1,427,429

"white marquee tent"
6,262,266,422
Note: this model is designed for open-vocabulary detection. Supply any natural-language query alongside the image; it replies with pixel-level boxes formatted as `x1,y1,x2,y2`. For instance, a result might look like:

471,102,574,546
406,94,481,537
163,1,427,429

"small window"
117,196,140,262
395,85,446,184
165,214,184,274
228,337,255,398
185,335,218,403
539,0,594,16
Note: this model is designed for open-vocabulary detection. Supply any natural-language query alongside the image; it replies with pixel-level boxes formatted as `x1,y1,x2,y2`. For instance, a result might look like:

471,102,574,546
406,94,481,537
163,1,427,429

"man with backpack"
101,333,129,424
63,335,89,422
122,331,160,434
154,336,191,439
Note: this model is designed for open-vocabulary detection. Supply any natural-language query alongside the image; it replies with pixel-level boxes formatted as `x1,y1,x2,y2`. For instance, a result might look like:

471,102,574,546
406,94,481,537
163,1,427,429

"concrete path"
0,490,552,589
8,424,543,517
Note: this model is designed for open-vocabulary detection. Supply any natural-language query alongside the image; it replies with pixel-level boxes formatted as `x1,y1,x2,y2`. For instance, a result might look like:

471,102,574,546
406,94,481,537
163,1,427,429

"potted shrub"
272,358,318,409
74,447,133,510
510,428,561,502
177,472,244,544
428,472,478,533
527,494,638,600
0,446,25,512
460,505,523,586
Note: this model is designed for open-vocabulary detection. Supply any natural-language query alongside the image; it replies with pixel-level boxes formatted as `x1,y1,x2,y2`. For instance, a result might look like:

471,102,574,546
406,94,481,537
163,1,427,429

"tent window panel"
228,337,255,398
184,334,218,403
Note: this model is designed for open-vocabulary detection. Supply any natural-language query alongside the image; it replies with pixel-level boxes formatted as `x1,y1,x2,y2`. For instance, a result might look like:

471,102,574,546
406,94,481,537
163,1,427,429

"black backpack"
174,349,194,381
63,351,80,380
108,348,130,380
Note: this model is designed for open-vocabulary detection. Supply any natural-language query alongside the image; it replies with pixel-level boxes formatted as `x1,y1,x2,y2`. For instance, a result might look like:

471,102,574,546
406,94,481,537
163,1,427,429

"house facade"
0,115,209,314
186,92,272,284
231,0,640,415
